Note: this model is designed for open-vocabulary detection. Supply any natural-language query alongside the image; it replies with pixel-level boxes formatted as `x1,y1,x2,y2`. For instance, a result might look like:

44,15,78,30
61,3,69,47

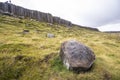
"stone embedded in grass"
14,55,25,61
59,40,95,72
47,23,53,26
2,12,13,16
23,30,29,34
47,33,55,38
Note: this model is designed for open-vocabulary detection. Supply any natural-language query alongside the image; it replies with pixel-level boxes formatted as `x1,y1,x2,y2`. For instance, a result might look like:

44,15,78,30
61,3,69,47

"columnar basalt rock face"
0,2,100,31
53,17,61,24
0,2,72,26
60,40,95,72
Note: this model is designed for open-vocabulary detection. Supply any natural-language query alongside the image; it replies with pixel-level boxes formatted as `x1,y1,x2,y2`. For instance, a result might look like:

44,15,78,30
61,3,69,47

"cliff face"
0,2,99,31
0,2,72,26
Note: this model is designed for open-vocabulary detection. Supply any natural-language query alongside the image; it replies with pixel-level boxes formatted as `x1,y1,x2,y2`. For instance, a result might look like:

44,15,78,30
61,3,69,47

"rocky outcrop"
0,2,100,30
0,2,72,26
60,40,95,72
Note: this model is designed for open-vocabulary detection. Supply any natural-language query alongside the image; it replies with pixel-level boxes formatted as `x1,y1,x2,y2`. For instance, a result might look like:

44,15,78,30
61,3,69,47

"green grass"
0,14,120,80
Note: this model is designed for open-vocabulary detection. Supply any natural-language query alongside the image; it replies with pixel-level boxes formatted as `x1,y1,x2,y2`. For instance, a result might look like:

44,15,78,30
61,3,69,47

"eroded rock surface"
60,40,95,71
0,2,72,27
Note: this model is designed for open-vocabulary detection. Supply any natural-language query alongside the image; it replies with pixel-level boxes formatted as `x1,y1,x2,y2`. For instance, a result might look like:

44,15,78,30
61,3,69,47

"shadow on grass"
49,53,96,74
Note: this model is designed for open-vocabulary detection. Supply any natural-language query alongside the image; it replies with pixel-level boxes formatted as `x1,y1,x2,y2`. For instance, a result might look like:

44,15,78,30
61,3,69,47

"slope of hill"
0,2,72,26
0,2,99,31
0,15,120,80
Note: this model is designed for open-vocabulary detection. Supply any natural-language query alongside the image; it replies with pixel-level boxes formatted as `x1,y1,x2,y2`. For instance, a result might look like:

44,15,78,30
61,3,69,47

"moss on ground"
0,15,120,80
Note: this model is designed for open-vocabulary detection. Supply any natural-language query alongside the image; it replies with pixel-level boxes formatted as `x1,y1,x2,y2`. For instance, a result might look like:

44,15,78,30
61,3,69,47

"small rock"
22,30,30,35
3,12,12,16
47,33,55,38
59,40,95,72
47,23,53,26
14,55,24,61
19,16,24,19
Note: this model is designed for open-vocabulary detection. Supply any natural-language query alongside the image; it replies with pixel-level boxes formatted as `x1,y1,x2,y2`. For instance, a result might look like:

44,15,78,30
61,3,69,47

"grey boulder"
60,40,95,71
47,33,55,38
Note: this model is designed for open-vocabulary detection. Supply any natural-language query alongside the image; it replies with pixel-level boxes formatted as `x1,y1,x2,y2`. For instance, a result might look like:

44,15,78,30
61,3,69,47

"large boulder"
60,40,95,71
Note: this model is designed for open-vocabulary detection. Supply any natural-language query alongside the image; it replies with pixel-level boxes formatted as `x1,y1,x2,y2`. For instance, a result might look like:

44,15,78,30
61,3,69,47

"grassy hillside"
0,14,120,80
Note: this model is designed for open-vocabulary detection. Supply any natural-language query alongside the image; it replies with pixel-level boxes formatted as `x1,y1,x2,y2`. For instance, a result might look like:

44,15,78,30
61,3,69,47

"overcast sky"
0,0,120,31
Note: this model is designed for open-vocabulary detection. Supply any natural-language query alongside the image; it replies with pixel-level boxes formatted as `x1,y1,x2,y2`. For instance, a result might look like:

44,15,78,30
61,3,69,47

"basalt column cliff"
0,2,72,26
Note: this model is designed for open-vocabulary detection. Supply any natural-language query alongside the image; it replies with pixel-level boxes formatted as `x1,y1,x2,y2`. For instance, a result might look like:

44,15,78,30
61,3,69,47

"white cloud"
98,23,120,31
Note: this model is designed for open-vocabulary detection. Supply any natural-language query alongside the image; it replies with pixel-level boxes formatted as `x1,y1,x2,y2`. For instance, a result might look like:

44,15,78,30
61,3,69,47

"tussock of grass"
0,15,120,80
